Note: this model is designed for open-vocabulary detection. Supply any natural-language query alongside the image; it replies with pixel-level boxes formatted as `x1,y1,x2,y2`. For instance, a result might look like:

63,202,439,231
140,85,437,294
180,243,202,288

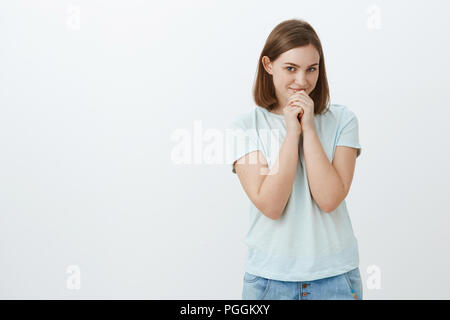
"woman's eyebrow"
284,62,319,67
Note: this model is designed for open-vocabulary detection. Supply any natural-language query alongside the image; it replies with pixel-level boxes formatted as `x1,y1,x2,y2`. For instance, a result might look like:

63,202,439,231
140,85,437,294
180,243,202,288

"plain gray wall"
1,0,449,299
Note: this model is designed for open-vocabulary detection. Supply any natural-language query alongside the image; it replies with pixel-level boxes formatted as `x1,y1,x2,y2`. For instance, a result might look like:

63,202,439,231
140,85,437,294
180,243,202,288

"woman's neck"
269,106,284,115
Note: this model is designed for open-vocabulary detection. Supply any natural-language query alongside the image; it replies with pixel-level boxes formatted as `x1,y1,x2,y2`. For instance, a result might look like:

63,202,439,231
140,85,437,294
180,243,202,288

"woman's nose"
295,73,308,86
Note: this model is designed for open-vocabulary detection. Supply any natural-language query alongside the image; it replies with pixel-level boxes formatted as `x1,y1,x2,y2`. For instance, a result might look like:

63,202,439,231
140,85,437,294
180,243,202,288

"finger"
289,99,303,105
296,94,311,105
293,95,308,102
285,105,297,112
287,93,304,102
289,97,305,104
290,94,308,102
289,100,304,108
291,91,306,99
290,98,308,108
293,90,307,97
287,98,297,106
288,105,302,114
293,106,303,114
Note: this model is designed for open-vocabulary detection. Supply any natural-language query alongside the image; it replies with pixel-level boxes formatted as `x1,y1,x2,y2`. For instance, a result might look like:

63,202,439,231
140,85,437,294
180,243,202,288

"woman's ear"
261,56,273,75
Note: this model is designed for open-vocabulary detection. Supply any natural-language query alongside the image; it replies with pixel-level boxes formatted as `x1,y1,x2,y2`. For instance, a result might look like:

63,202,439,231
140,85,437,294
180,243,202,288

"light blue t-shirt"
229,104,362,281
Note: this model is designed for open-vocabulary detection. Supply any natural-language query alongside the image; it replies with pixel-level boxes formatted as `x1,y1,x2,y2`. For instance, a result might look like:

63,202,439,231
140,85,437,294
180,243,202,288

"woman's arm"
302,127,345,213
254,132,300,219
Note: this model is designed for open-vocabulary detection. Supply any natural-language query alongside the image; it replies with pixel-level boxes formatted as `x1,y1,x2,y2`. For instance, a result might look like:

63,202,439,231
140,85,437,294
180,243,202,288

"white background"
1,0,449,299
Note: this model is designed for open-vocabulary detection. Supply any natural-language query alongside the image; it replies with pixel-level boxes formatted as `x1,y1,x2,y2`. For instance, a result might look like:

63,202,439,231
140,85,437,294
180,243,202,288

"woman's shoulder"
329,103,358,115
325,103,348,114
322,103,358,123
229,106,262,129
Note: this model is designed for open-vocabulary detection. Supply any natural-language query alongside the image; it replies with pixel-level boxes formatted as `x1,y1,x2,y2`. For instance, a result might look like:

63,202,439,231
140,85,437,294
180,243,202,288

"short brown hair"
253,19,330,115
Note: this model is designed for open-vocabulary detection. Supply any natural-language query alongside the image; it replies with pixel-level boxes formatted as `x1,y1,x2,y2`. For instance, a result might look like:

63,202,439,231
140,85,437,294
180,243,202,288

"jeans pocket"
242,272,271,299
243,272,260,283
344,268,363,300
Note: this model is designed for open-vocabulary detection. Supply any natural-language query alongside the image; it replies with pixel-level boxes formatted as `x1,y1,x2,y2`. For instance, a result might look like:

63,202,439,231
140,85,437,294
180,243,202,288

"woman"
230,19,363,300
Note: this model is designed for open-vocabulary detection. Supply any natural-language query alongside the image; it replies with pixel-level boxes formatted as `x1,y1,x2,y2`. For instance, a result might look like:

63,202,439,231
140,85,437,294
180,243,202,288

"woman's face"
262,44,320,109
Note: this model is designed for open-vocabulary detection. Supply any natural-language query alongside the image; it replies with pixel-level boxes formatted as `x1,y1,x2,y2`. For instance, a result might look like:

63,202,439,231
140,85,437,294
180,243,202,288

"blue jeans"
242,267,363,300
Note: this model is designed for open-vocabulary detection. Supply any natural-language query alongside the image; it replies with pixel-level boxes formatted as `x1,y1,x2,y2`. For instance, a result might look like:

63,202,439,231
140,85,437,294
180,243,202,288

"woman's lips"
290,88,306,92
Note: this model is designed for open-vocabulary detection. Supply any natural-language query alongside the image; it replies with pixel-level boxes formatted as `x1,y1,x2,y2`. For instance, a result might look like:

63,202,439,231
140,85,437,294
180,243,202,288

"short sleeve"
336,110,362,158
228,119,263,174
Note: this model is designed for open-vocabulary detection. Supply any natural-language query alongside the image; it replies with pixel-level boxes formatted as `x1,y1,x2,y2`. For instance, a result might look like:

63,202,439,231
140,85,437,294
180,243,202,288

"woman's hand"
287,90,315,133
283,102,304,136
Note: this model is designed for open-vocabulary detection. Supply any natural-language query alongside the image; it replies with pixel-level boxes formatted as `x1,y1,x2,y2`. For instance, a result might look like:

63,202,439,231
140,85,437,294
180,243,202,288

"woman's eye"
286,66,317,72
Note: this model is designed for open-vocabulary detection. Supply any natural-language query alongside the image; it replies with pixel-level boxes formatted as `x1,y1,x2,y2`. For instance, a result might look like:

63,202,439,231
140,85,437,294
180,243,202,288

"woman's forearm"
257,132,300,219
302,127,345,213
